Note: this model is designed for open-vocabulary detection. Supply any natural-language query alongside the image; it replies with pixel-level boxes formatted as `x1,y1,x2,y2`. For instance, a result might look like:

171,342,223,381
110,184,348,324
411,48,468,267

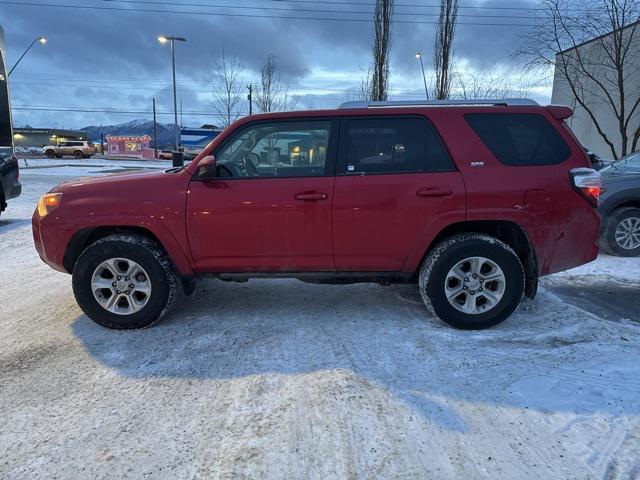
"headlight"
37,193,63,217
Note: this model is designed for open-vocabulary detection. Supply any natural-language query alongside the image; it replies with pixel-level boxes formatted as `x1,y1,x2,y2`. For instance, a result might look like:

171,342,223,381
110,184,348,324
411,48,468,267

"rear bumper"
1,176,21,210
535,208,601,276
7,179,22,200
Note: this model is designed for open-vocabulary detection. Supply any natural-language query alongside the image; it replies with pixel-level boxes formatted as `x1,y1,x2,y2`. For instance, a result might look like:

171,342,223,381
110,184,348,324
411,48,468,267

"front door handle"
295,192,328,202
416,186,453,198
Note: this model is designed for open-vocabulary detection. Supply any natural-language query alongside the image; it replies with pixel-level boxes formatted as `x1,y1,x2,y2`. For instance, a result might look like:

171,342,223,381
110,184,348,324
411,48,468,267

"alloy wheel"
91,258,152,315
444,256,506,315
615,216,640,250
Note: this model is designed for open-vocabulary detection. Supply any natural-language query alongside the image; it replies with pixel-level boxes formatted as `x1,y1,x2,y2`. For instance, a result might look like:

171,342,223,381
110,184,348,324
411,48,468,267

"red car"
33,99,602,330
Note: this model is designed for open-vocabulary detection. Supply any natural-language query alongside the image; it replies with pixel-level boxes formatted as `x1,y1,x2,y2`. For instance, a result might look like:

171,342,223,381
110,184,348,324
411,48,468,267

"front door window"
215,121,332,178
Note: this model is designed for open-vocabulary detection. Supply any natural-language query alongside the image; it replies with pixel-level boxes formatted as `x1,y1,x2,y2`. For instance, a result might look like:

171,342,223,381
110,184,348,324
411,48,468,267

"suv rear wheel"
600,207,640,257
74,150,84,159
72,234,179,329
44,149,55,158
419,234,525,329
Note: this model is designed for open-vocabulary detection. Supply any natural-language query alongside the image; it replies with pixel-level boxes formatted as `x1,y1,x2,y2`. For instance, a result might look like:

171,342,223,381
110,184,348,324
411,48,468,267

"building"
106,134,151,158
13,128,88,148
551,20,640,159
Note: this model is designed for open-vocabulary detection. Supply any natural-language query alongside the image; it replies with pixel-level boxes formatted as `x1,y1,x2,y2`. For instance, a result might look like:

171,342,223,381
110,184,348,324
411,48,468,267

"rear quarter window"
465,113,571,166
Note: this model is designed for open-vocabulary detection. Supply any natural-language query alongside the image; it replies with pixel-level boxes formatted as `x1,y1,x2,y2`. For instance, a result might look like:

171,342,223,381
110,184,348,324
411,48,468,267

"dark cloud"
1,0,544,128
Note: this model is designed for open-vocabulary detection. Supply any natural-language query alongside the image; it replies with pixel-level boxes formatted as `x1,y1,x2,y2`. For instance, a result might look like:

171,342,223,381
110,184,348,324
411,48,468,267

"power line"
12,105,235,116
9,80,436,100
110,0,598,13
265,0,591,12
1,1,538,26
97,0,546,20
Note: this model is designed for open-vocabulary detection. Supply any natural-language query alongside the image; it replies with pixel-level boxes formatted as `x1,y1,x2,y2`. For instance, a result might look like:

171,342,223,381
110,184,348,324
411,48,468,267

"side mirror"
195,155,217,180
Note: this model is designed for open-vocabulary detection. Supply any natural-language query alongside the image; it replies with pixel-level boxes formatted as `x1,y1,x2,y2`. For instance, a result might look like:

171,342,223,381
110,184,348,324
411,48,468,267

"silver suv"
44,141,95,159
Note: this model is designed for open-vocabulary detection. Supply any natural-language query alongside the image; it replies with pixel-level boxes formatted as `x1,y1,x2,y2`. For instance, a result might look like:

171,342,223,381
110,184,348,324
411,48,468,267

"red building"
106,135,151,158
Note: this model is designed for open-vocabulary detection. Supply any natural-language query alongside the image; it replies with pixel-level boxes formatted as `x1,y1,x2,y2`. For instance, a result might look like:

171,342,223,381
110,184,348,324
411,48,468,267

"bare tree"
433,0,459,100
452,68,531,100
348,67,373,101
370,0,394,101
255,54,298,113
519,0,640,158
212,50,244,128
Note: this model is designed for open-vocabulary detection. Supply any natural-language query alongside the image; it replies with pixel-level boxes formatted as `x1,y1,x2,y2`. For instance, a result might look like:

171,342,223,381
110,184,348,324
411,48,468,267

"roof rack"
338,98,539,109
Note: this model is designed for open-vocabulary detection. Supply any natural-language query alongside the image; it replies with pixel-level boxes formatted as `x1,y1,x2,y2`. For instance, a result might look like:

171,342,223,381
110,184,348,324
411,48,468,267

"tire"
74,150,84,159
419,233,525,330
72,234,179,329
600,207,640,257
44,150,55,158
55,155,63,159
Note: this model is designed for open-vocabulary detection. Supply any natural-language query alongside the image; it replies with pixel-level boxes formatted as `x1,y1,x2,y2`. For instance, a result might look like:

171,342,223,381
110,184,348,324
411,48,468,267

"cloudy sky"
0,0,553,129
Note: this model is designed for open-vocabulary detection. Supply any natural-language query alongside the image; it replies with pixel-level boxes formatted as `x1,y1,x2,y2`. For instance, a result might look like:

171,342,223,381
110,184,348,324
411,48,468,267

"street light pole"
158,35,186,153
8,36,47,76
415,52,429,101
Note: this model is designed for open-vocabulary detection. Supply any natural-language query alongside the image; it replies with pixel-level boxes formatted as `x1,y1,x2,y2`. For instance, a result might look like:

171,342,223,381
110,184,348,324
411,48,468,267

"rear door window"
339,116,454,174
465,113,571,166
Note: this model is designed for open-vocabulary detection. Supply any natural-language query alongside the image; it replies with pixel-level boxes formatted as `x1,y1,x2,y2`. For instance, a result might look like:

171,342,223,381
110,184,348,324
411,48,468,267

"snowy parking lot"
1,159,639,479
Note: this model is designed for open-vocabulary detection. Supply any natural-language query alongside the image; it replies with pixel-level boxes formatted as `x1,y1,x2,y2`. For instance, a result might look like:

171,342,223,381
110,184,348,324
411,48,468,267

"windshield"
602,152,640,174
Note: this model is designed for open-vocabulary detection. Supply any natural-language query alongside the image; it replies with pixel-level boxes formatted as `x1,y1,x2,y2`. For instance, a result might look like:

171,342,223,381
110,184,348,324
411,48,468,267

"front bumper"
32,210,72,273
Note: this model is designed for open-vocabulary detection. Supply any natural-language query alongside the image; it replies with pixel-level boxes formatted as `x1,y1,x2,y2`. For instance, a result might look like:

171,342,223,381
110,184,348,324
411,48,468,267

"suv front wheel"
600,207,640,257
72,234,179,329
419,234,525,329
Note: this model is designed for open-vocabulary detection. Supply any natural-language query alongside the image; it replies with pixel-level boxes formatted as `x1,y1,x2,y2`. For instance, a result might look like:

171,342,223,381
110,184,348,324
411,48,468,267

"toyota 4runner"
32,99,602,330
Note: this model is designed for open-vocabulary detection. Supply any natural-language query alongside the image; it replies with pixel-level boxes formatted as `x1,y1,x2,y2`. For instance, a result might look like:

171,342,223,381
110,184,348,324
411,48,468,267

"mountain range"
79,120,178,148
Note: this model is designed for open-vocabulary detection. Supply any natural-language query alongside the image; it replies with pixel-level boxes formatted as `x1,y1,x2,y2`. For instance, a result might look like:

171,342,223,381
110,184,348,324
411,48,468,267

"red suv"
33,99,602,330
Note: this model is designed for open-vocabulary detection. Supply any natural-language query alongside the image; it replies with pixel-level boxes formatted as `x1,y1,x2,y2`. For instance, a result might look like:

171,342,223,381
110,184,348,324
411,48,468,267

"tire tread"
72,234,179,329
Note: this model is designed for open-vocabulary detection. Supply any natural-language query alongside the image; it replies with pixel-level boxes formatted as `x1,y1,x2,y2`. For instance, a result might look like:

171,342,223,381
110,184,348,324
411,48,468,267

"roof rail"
338,98,539,109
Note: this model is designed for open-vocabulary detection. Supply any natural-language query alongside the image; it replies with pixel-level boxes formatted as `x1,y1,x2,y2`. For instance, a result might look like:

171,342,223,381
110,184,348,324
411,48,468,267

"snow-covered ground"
17,156,172,174
1,162,639,479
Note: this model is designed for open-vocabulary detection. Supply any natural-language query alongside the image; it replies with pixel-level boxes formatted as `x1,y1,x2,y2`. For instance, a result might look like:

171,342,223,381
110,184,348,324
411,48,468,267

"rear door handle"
294,192,329,201
416,186,453,198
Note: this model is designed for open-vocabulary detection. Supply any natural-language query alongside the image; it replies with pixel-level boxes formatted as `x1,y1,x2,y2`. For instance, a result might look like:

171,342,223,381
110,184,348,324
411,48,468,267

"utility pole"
152,97,158,160
100,123,104,155
247,83,253,115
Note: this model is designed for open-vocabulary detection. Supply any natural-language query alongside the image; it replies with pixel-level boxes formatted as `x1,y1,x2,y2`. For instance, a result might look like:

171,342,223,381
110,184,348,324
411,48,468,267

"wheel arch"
601,197,640,218
598,188,640,220
63,225,193,276
415,220,538,299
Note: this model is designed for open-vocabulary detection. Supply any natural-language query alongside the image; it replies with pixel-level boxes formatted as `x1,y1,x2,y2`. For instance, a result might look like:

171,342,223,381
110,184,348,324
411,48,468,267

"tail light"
570,168,601,207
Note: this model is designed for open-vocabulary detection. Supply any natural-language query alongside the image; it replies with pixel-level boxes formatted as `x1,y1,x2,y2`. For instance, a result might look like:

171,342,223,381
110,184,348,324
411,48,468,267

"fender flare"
64,215,194,275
